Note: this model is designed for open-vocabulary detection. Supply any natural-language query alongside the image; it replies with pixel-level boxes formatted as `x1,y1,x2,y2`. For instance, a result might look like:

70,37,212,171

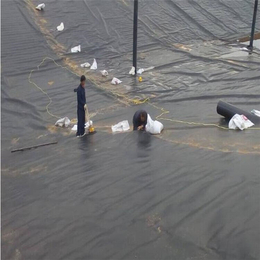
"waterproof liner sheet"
2,0,260,259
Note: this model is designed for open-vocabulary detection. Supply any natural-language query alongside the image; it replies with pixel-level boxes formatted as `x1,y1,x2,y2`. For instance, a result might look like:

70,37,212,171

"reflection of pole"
248,0,258,52
133,0,138,75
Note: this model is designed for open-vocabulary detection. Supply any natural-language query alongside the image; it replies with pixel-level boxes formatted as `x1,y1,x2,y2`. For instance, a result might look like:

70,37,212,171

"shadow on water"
137,131,152,149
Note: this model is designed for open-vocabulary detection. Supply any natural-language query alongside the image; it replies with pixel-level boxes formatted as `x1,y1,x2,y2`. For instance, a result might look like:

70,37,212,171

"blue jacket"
76,84,86,111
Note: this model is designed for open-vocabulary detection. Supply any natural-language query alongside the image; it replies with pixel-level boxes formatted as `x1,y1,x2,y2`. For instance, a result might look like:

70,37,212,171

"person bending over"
133,110,148,131
76,75,87,137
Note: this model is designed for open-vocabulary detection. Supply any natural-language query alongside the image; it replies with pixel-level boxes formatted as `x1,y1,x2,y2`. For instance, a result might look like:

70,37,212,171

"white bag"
111,77,122,85
129,66,135,75
137,68,144,75
90,59,97,70
80,62,90,68
71,121,93,131
228,114,254,130
101,70,108,76
57,22,64,31
36,3,45,10
71,45,81,53
55,117,71,128
145,114,164,134
111,120,130,132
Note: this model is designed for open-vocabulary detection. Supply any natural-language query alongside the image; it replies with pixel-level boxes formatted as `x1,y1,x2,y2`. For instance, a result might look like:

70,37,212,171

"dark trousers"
77,109,85,136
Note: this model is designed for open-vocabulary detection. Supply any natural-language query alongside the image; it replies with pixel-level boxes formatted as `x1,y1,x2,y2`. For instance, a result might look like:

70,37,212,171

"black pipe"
217,101,260,124
248,0,258,52
11,141,58,153
133,0,138,75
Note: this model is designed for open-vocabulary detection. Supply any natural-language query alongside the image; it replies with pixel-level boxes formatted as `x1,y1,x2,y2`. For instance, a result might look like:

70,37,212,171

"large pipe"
133,0,138,75
217,101,260,124
248,0,258,52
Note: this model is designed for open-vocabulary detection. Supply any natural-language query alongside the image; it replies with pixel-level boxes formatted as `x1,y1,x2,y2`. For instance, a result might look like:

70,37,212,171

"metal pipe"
11,141,58,153
248,0,258,52
133,0,138,75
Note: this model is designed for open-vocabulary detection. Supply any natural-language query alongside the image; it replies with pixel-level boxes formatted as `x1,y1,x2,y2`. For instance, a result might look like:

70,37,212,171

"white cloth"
80,62,91,68
111,77,122,85
57,22,64,31
36,3,45,10
71,45,81,53
228,114,254,130
129,67,135,75
71,121,93,131
145,114,164,134
251,109,260,117
55,117,71,127
90,59,97,70
101,70,108,76
111,120,130,133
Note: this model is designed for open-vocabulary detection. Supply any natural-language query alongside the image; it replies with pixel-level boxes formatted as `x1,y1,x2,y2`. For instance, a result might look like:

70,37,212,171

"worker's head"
80,75,86,87
140,111,147,122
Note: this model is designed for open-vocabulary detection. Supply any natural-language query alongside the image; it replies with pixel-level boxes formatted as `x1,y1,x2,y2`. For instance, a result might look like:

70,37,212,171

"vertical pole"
248,0,258,52
133,0,138,75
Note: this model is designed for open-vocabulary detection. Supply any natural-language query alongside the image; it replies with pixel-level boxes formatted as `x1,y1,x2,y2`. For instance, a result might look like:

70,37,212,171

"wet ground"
2,0,260,259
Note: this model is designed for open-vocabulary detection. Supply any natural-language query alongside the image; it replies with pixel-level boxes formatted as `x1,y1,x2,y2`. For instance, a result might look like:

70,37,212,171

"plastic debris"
251,109,260,117
90,59,97,70
111,77,122,85
137,68,144,75
36,3,45,10
71,45,81,53
129,66,135,75
145,114,164,134
228,114,254,130
55,117,71,128
80,62,91,68
71,121,93,131
57,22,64,32
101,70,108,77
111,120,130,133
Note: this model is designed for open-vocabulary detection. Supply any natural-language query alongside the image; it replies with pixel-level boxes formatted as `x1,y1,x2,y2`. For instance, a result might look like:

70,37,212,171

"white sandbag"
101,70,108,76
251,109,260,117
80,62,91,68
57,22,64,31
137,68,144,75
129,66,135,75
90,59,97,70
71,125,77,131
36,3,45,10
55,117,71,128
85,121,93,128
137,67,154,75
228,114,254,130
145,114,164,134
111,120,130,132
71,121,93,131
71,45,81,53
111,77,122,85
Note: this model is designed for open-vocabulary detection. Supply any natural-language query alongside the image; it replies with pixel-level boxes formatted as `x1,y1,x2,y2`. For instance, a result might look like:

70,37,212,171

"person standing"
76,75,87,137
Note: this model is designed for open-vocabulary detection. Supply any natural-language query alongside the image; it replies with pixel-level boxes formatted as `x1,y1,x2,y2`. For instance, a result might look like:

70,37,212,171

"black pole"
133,0,138,75
248,0,258,52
